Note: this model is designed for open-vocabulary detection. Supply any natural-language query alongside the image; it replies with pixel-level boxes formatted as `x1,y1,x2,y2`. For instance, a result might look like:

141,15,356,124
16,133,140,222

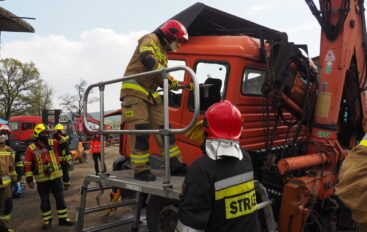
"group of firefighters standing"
0,122,74,232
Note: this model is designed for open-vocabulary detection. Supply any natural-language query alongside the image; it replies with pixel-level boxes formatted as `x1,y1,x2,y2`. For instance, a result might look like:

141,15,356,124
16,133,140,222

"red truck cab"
8,116,42,152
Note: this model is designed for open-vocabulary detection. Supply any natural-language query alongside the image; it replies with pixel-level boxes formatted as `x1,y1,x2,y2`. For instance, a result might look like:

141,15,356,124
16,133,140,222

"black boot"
42,219,52,230
59,218,74,226
170,157,188,176
134,170,156,181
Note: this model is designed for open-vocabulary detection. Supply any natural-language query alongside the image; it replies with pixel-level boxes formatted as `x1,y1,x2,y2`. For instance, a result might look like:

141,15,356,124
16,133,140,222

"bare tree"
0,58,42,119
60,79,97,118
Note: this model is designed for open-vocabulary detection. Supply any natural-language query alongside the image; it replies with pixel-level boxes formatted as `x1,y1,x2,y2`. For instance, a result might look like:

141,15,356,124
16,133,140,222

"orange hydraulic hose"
278,153,328,175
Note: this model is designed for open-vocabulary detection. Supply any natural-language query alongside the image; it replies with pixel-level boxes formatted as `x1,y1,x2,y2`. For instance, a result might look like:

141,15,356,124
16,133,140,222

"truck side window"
167,59,186,108
189,61,228,112
242,68,266,95
22,123,33,130
8,122,19,131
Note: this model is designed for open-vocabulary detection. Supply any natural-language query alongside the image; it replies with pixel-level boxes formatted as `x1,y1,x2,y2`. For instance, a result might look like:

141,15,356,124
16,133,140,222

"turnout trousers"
36,177,69,222
121,95,182,174
0,187,12,232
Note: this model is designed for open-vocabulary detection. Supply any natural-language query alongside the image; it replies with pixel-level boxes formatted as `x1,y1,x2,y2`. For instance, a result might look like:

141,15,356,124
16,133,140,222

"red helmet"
0,124,10,133
204,100,242,140
160,20,188,43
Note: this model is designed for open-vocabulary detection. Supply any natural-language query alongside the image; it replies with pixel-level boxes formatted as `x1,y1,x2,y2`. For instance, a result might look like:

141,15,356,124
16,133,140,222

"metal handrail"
82,66,200,186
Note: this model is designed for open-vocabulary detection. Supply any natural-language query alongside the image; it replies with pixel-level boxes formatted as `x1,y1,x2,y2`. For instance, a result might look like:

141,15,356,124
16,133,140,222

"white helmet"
0,124,10,144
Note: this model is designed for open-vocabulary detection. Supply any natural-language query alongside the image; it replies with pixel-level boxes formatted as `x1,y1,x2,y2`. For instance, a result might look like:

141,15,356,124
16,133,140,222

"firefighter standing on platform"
121,19,193,181
53,123,71,189
24,123,74,230
0,124,17,232
176,100,261,232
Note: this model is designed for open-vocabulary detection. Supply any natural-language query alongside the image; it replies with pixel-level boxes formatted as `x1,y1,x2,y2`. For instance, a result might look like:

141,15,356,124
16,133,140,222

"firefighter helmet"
204,100,242,140
0,124,10,133
34,123,51,138
160,20,188,43
55,123,64,131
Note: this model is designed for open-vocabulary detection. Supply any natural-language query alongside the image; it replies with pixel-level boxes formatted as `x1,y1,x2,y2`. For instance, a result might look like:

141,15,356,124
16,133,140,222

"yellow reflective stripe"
130,153,150,164
2,179,11,185
24,161,32,165
60,136,69,143
360,140,367,147
224,189,257,219
10,171,17,176
30,144,36,150
49,149,59,171
16,163,24,167
168,146,180,158
43,215,52,221
48,139,53,145
11,152,15,159
215,180,255,200
42,211,52,216
0,152,11,156
25,172,33,177
121,83,159,98
0,214,11,221
150,41,167,65
140,46,154,53
57,209,67,214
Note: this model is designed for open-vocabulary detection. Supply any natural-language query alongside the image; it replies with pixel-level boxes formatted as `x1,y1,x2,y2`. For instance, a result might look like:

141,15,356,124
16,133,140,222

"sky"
0,0,328,113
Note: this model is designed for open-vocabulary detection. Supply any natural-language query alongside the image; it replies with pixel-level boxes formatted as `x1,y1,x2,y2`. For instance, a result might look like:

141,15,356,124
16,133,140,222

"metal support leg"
131,192,145,232
75,176,91,232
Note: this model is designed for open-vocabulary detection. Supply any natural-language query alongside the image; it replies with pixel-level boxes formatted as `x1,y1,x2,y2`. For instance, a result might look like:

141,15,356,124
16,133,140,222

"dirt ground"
10,146,145,232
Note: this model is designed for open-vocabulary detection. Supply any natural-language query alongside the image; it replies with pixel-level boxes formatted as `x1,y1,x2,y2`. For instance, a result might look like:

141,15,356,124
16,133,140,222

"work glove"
169,79,180,91
184,120,205,144
183,82,194,91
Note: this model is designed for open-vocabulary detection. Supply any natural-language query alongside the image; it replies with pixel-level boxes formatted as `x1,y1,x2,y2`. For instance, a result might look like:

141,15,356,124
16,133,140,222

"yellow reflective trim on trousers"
121,83,159,98
42,211,52,216
215,180,255,200
10,171,17,176
43,215,52,221
224,189,257,219
0,214,10,221
25,172,33,177
131,153,150,164
57,209,67,214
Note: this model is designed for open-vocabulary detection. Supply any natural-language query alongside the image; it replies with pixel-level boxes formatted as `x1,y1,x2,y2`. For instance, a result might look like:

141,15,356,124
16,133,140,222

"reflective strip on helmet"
176,220,204,232
121,83,159,98
130,153,150,164
169,146,180,158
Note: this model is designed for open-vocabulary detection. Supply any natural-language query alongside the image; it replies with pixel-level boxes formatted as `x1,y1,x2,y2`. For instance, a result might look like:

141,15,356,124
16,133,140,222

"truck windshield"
8,122,19,131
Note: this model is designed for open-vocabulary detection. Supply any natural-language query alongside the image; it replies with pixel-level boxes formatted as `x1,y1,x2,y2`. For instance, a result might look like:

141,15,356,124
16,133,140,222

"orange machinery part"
278,153,328,175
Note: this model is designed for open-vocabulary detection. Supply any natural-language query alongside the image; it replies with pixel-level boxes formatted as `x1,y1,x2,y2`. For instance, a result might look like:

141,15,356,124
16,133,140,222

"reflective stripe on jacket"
121,33,167,104
0,144,16,188
177,148,261,232
24,139,63,183
90,141,101,153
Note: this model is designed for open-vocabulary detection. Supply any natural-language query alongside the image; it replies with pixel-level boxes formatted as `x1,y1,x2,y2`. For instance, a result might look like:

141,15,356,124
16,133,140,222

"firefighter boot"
42,219,52,230
134,170,156,181
59,218,74,226
170,157,188,176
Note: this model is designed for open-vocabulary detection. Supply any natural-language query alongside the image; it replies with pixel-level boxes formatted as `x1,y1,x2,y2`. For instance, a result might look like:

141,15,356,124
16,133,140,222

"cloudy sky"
0,0,324,112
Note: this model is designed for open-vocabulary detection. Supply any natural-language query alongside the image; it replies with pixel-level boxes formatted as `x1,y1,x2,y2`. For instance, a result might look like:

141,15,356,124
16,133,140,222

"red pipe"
278,153,328,175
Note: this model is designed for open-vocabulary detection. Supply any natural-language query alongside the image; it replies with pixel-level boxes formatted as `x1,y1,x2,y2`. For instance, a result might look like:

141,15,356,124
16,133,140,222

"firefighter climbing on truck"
120,19,193,181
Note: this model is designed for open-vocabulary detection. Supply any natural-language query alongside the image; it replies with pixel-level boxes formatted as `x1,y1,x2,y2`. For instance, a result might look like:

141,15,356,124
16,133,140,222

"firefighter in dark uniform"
120,19,193,181
0,124,17,232
53,123,71,189
24,123,74,230
176,100,261,232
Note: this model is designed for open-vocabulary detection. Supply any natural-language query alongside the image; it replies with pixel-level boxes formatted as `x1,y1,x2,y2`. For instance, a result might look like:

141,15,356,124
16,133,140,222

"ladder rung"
84,199,137,214
258,200,272,210
82,218,135,232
